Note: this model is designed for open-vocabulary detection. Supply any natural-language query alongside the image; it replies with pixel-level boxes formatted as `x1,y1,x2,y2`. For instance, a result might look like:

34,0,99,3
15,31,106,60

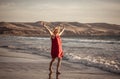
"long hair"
53,26,60,33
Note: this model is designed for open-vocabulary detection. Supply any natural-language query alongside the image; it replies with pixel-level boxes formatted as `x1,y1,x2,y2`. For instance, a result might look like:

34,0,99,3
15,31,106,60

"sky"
0,0,120,24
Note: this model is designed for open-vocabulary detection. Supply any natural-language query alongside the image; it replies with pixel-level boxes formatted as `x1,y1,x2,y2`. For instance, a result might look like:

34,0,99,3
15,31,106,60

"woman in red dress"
43,23,65,75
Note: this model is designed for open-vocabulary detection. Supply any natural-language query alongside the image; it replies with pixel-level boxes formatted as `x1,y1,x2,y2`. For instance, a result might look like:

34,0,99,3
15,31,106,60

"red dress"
51,35,63,58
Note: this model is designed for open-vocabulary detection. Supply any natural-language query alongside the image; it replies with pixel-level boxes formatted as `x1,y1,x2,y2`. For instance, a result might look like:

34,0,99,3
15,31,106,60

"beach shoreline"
0,48,120,79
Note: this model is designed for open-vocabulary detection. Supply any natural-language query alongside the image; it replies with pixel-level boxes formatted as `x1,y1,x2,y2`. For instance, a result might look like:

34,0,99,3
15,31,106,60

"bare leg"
49,58,55,75
56,58,62,74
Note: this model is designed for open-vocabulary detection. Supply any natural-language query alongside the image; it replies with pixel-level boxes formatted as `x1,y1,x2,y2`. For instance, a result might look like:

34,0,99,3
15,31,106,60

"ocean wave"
1,36,120,74
65,53,120,74
63,38,120,44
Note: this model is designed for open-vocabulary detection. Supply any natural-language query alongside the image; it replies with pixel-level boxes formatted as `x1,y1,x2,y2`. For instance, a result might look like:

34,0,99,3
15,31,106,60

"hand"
62,25,65,29
60,24,65,29
41,22,45,26
42,23,47,28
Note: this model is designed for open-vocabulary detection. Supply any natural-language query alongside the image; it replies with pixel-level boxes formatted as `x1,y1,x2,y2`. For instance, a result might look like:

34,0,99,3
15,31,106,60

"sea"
0,36,120,74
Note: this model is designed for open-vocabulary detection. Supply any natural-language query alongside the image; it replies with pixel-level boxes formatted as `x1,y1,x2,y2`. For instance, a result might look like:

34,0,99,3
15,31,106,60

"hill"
0,21,120,37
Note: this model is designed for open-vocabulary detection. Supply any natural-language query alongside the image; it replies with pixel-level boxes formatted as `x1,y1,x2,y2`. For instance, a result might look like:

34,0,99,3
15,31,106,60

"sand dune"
0,21,120,37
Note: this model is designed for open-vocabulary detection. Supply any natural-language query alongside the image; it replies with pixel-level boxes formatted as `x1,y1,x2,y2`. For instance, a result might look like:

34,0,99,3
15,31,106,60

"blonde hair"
53,26,60,33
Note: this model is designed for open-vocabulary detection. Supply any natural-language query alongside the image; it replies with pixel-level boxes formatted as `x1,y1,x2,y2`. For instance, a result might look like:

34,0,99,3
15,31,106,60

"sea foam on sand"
65,53,120,74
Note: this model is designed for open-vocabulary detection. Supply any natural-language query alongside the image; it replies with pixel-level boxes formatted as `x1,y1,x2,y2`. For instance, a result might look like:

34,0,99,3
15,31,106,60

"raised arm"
43,24,53,35
59,26,65,36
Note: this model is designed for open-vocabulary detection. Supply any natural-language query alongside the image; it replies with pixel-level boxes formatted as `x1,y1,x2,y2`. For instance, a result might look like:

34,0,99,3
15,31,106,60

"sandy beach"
0,48,120,79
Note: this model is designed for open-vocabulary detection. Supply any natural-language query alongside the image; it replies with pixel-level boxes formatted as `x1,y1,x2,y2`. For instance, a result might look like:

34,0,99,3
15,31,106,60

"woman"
43,23,65,75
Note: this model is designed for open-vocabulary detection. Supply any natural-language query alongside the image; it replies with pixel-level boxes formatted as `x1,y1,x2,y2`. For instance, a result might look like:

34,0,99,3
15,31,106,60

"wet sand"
0,48,120,79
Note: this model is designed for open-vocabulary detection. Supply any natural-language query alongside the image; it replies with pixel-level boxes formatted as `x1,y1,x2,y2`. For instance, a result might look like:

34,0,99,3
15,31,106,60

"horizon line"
0,20,120,25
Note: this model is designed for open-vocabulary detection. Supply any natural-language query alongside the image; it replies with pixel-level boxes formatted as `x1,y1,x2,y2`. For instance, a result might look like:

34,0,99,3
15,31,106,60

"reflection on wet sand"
48,73,60,79
56,73,60,79
48,74,52,79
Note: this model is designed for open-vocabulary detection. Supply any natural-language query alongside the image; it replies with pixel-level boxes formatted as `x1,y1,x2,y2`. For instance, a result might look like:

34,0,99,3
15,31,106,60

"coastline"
0,48,120,79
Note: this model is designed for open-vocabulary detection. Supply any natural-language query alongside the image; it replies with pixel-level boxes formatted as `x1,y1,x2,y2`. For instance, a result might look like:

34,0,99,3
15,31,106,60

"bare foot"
49,71,52,75
56,71,61,74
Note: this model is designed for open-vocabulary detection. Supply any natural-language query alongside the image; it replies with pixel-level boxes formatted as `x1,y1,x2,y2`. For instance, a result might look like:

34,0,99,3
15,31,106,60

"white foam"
63,38,120,44
65,53,120,74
